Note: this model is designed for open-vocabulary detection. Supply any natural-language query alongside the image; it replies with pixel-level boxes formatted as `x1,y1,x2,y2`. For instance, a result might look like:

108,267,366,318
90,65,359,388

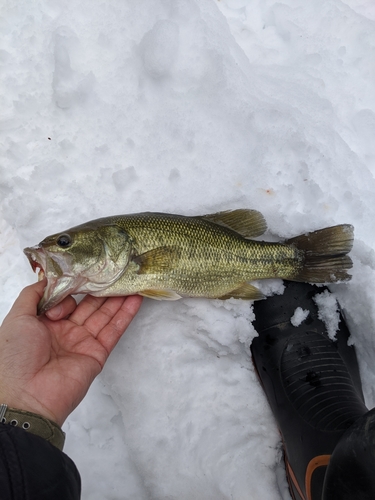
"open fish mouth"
23,246,74,314
30,259,45,282
24,246,47,282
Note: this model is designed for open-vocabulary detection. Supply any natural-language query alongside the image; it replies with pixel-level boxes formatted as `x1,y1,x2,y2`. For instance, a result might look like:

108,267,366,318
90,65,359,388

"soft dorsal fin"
200,209,267,238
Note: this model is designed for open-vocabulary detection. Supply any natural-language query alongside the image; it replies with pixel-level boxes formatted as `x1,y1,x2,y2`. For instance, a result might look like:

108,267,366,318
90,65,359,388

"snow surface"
1,0,375,498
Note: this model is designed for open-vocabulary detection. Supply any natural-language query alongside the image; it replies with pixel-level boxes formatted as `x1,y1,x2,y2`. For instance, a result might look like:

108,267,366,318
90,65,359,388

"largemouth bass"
23,209,353,315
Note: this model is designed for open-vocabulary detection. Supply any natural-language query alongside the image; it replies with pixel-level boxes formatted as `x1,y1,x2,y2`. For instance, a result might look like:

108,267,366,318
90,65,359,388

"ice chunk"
290,307,309,327
314,290,340,340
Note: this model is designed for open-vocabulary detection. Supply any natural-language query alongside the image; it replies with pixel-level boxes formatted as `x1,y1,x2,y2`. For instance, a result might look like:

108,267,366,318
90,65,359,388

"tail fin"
287,224,354,283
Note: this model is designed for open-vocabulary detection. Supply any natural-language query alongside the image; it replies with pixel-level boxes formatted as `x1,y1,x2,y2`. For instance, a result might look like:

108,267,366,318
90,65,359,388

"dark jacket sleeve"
0,423,81,500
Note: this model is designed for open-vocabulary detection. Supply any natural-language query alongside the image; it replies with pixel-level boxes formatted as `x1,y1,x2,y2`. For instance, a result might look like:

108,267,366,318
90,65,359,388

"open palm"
0,280,143,426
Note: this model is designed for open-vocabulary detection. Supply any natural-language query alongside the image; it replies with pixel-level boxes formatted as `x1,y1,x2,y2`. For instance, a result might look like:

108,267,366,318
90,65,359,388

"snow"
1,0,375,498
290,307,309,327
313,289,341,340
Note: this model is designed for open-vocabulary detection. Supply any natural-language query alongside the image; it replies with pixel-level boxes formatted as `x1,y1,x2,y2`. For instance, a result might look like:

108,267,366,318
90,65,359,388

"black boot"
322,407,375,500
250,282,368,500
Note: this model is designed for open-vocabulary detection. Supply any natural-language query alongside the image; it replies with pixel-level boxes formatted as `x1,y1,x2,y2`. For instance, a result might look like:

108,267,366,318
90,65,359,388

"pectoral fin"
133,247,180,274
217,283,265,300
201,209,267,238
139,289,182,300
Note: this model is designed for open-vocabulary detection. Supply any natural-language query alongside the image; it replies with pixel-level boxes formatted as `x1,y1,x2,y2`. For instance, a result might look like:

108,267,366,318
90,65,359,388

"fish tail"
287,224,354,283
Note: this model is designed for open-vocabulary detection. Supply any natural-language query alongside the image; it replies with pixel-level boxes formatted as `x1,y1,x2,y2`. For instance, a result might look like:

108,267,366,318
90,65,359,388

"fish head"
24,222,133,314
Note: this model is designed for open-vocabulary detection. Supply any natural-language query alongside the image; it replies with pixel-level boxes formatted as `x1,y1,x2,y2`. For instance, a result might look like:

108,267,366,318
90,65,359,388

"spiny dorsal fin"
133,247,180,274
217,282,265,300
200,209,267,238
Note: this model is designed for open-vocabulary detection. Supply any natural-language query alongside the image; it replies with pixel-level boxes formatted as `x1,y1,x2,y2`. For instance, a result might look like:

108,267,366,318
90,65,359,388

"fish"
23,209,354,315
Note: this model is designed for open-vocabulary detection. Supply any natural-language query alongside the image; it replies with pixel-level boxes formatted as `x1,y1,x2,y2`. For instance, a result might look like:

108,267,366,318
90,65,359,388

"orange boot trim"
285,454,331,500
305,455,331,500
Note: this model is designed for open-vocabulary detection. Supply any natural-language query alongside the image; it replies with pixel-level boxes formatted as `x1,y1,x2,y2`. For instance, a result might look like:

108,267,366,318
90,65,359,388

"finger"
45,295,77,321
7,279,47,318
68,294,107,326
97,295,143,357
82,296,135,337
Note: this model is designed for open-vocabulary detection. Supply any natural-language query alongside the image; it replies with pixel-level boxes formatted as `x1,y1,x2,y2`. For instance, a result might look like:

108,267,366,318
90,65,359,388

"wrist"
0,404,65,450
0,390,64,426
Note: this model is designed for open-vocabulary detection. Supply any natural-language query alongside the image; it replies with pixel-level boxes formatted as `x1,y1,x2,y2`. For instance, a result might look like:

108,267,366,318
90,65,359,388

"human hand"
0,280,143,426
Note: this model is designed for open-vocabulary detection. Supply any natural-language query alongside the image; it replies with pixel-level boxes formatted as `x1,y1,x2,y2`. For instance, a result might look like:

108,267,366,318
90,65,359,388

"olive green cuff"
0,404,65,451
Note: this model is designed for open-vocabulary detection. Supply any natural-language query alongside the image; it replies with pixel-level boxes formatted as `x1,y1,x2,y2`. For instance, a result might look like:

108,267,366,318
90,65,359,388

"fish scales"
23,210,354,314
102,213,300,296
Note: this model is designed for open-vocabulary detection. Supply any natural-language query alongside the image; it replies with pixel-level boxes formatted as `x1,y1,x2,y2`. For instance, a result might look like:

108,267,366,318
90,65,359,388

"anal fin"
217,283,265,301
139,289,182,300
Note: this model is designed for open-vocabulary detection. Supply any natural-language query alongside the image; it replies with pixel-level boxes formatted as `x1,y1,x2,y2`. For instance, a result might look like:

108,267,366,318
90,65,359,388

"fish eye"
56,234,72,248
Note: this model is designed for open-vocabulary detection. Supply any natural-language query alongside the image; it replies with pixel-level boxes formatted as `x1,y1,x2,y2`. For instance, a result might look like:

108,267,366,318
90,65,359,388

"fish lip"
24,245,47,280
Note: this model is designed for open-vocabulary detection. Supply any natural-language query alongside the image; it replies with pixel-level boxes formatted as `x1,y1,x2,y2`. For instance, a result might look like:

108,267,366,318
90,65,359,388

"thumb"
7,279,47,318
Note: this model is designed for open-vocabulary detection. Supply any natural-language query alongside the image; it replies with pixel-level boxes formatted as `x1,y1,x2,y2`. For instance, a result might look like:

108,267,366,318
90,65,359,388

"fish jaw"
24,245,88,314
37,274,87,315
